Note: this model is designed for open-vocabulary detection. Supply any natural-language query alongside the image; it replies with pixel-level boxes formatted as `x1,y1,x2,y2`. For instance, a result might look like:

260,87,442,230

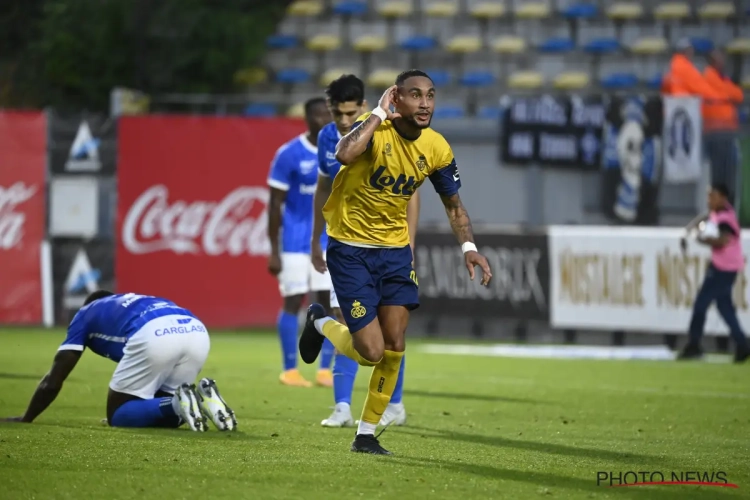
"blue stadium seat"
583,37,620,55
266,34,299,49
601,72,638,90
459,71,495,87
478,106,501,120
400,35,437,51
433,106,466,119
275,68,312,84
333,1,368,16
690,37,714,54
562,3,598,19
424,69,451,87
739,108,749,124
244,103,278,117
646,74,664,89
539,37,575,53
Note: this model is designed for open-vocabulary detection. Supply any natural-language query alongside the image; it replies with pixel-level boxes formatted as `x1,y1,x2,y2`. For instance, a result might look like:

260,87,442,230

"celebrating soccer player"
299,70,492,454
3,291,235,432
267,98,335,388
312,74,418,428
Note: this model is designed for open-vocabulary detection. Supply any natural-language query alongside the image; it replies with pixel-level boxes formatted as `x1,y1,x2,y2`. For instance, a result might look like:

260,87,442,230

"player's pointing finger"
466,261,475,281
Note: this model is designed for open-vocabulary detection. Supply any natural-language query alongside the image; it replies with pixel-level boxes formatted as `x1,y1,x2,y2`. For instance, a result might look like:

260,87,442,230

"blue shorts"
326,238,419,333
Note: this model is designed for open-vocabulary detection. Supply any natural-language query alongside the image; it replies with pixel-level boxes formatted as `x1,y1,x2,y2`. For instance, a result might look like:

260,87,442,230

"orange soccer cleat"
315,369,333,387
279,369,313,387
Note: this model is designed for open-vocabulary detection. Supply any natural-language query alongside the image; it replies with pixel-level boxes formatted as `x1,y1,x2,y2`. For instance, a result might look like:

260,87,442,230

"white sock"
313,317,332,335
171,393,181,415
357,420,377,436
335,402,351,412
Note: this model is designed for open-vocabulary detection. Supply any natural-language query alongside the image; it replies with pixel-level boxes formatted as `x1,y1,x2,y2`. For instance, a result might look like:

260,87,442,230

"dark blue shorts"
326,238,419,333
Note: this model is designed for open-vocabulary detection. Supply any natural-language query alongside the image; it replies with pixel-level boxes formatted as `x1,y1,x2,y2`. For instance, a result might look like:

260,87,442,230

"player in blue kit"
3,291,236,432
267,97,336,388
311,75,419,428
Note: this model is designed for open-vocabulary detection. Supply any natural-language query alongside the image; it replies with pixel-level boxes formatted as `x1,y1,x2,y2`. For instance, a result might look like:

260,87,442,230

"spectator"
661,38,721,100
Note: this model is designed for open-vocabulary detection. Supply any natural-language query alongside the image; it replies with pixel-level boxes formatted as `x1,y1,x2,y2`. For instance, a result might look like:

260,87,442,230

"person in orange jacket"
661,38,722,100
703,49,744,132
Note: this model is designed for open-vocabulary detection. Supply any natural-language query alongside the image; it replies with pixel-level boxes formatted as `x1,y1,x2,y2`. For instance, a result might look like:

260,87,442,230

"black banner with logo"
500,94,606,169
52,238,115,326
48,111,117,174
414,230,550,321
600,95,663,226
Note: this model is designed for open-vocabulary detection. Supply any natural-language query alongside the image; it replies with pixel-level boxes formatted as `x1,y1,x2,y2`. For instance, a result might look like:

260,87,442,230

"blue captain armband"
428,159,461,197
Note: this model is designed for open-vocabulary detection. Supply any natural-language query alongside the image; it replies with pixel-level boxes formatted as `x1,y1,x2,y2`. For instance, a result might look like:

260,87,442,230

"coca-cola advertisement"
116,115,306,328
0,111,48,325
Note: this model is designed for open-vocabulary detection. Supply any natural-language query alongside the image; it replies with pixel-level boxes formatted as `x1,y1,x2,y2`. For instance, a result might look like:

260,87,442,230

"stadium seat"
287,0,323,16
333,1,368,16
583,38,620,55
726,38,750,55
607,2,644,21
508,71,544,89
234,67,268,86
446,35,483,53
424,69,451,86
514,2,551,19
400,35,437,51
478,105,501,120
368,68,401,88
562,3,598,19
266,34,299,49
631,37,668,55
459,70,495,87
553,71,590,90
470,2,506,19
306,34,342,51
377,1,413,18
653,2,690,21
354,34,388,52
646,73,664,89
433,105,466,119
689,37,714,55
320,67,357,86
538,37,575,54
424,1,459,17
276,68,312,85
244,103,278,117
286,103,306,118
698,2,735,20
600,72,638,90
491,35,527,54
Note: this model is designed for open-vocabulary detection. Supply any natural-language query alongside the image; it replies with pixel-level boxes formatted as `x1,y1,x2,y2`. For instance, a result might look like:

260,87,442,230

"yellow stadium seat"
607,2,644,20
698,2,735,19
514,2,550,19
234,67,268,86
287,0,323,16
306,34,341,51
553,71,590,90
508,71,544,89
446,35,483,53
631,37,668,55
378,1,413,18
742,76,750,91
287,103,306,118
490,35,527,54
425,1,458,17
471,2,506,19
368,68,401,88
320,68,357,87
727,38,750,55
653,2,690,20
353,34,388,52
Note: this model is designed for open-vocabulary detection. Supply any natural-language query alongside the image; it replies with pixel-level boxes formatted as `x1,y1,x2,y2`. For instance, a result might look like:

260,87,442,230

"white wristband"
461,242,477,254
372,107,388,122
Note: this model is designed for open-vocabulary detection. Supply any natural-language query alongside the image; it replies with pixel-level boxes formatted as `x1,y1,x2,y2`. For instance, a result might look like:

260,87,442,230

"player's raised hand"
465,250,492,287
311,243,327,274
378,85,401,121
267,253,282,276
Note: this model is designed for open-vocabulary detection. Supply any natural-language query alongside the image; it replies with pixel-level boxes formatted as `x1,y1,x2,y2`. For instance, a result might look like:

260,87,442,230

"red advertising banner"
0,111,47,324
116,116,306,328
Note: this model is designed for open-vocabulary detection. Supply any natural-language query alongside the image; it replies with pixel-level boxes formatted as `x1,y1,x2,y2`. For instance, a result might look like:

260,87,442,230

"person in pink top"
679,183,749,363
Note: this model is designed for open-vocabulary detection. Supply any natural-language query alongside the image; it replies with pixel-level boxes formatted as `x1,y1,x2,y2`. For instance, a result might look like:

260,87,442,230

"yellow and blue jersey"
323,112,461,247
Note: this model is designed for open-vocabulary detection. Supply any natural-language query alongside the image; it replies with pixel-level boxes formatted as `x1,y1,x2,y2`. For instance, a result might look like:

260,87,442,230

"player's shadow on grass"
402,426,668,467
35,421,265,441
403,389,541,404
0,372,43,380
393,456,735,500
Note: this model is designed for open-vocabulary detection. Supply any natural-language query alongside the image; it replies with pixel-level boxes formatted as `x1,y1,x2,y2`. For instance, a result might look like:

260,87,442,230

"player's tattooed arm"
335,114,378,165
440,193,475,244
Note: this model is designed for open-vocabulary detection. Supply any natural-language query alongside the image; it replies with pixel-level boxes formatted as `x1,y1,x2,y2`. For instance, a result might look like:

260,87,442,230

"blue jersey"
316,122,343,250
267,134,318,254
58,293,197,362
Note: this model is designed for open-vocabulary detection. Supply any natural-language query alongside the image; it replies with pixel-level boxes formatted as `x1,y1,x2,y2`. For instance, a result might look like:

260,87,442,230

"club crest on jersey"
369,165,421,195
416,155,428,172
350,300,366,319
384,143,392,156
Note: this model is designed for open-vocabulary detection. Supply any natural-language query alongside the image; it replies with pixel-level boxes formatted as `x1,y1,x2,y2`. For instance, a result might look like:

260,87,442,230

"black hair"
84,290,114,306
712,182,732,200
395,69,433,86
304,97,327,117
325,74,365,105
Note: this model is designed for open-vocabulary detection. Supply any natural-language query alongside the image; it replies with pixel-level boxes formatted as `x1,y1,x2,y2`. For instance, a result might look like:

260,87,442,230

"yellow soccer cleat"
316,369,333,387
279,369,313,387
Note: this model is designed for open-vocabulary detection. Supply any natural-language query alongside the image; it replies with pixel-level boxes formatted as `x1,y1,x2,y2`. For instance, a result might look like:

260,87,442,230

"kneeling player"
3,291,236,432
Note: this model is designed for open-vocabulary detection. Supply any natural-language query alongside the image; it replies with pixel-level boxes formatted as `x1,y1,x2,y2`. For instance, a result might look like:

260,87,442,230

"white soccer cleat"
175,383,208,432
321,403,355,428
196,378,237,431
379,402,407,427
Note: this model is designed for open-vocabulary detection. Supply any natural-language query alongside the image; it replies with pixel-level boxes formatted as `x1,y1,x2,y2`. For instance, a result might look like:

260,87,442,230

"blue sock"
278,311,298,371
332,353,358,405
390,355,406,404
319,338,334,370
110,397,179,428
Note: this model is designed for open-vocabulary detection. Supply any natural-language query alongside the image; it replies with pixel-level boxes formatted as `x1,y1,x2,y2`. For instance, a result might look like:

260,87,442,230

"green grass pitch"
0,329,748,499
